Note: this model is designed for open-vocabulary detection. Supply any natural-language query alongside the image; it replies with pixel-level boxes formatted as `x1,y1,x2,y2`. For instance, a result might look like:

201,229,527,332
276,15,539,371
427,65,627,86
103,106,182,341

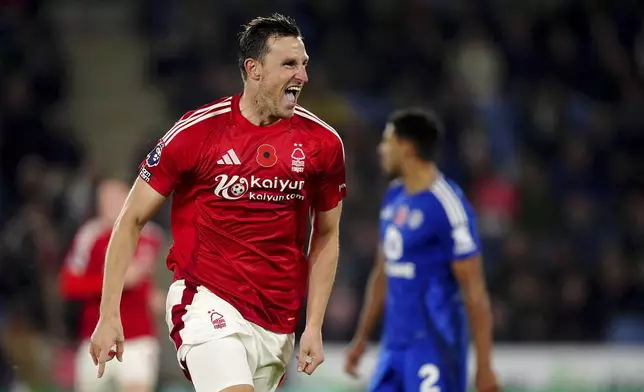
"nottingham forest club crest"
291,143,305,173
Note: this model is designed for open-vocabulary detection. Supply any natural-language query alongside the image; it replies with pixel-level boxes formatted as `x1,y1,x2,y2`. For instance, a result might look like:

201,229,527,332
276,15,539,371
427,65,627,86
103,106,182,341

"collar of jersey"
232,93,292,132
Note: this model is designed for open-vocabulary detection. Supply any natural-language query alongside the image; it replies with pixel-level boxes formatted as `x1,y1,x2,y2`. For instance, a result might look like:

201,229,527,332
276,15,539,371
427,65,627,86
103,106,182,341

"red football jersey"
60,219,165,340
139,94,347,333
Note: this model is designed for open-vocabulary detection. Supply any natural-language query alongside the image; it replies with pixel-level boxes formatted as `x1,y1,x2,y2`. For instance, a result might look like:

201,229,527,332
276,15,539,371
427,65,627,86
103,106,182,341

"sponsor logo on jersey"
213,174,305,202
385,260,416,279
139,166,152,182
383,225,416,279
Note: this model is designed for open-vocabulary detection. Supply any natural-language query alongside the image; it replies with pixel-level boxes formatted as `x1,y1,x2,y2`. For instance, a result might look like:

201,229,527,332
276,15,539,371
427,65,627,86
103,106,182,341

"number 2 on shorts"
418,363,440,392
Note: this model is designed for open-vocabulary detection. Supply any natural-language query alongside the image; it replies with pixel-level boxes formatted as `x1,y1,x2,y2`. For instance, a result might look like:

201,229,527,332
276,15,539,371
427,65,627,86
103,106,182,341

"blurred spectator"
0,1,82,389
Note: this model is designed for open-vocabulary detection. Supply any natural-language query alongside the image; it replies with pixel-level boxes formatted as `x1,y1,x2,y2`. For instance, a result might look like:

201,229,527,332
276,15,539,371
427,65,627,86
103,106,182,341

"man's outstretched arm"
99,178,166,318
90,178,166,377
305,201,343,330
296,201,342,375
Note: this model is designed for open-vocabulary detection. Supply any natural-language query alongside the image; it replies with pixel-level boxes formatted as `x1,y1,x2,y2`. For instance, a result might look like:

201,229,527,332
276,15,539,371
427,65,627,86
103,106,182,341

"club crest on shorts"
208,310,226,329
146,141,164,167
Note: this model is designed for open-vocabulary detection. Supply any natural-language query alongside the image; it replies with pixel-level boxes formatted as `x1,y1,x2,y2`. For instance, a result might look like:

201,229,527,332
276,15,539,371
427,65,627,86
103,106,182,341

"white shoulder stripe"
163,107,231,145
294,108,345,160
295,105,329,125
179,98,231,124
431,178,467,227
295,106,338,136
162,99,231,142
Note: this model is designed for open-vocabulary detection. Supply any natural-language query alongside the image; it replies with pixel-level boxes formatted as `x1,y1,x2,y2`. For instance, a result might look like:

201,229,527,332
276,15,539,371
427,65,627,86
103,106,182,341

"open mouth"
285,86,301,105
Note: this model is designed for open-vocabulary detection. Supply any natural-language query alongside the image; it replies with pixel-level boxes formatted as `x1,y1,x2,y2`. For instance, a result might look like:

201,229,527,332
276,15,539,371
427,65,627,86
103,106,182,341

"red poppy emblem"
394,206,408,226
256,144,278,167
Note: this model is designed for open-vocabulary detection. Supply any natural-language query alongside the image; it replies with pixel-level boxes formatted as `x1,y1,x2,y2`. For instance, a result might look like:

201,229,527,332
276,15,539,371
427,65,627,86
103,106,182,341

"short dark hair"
388,108,444,162
237,13,302,80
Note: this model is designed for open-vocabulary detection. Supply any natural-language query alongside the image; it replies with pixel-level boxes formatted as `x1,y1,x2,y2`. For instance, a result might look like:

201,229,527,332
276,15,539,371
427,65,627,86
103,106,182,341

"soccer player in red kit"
59,180,165,392
89,13,346,392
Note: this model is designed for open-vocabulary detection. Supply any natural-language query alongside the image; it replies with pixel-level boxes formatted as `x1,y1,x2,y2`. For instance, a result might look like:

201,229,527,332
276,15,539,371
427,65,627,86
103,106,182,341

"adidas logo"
217,149,241,165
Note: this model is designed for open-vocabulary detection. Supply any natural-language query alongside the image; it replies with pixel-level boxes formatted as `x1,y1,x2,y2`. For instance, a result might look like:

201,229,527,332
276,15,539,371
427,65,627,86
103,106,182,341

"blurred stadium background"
1,0,644,391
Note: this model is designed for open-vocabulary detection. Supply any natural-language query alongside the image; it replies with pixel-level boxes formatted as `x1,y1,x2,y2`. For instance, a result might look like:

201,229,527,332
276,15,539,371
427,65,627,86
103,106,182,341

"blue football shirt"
379,175,481,351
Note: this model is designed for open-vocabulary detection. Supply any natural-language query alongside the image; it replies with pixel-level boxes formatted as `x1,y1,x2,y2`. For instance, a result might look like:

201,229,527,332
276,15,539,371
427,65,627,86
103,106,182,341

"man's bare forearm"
305,229,339,330
453,256,495,370
353,253,386,342
99,216,144,318
465,293,494,369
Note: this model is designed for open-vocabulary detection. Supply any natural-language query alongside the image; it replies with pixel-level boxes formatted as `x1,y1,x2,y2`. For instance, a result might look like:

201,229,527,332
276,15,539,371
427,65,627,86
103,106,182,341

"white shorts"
165,279,295,392
75,336,159,392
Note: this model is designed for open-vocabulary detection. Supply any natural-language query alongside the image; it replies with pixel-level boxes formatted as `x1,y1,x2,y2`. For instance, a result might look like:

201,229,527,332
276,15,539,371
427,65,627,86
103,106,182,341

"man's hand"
89,316,124,378
296,328,324,375
344,338,366,378
475,366,500,392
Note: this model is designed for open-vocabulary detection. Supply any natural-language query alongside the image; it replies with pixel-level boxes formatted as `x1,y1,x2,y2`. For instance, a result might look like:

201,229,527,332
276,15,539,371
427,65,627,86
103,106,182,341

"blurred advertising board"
282,344,644,392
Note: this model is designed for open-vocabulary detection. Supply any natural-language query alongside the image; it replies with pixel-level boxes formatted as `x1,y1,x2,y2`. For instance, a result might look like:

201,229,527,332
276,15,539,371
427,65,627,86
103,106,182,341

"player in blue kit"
345,109,499,392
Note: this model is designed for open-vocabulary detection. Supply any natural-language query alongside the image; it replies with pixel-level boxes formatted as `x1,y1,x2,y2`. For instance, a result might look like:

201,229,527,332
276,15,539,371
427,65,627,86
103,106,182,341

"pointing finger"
89,343,99,366
116,340,124,362
97,344,111,378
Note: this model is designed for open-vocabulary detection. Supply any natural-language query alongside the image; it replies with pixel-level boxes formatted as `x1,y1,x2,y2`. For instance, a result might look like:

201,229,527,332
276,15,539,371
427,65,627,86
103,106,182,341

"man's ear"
245,58,261,81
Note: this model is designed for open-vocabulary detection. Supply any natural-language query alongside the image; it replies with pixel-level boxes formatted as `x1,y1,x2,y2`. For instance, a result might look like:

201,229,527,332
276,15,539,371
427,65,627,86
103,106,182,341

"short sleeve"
449,219,481,260
138,116,201,197
313,136,347,212
431,186,481,261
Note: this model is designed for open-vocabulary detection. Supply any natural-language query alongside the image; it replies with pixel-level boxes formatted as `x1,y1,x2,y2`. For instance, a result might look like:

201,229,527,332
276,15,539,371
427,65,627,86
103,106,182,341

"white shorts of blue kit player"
165,279,295,392
75,336,159,392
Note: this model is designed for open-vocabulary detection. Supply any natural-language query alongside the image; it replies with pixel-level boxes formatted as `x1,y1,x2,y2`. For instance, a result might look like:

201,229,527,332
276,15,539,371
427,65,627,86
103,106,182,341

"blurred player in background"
89,13,346,392
344,109,499,392
59,179,165,392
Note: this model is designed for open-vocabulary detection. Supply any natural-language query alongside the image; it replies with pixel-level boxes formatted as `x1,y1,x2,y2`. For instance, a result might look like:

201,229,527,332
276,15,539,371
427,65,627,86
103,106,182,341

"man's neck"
239,88,279,126
401,160,438,195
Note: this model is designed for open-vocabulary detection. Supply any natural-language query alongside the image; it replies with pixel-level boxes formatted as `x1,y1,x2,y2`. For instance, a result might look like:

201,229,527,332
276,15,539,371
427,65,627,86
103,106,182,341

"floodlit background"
1,0,644,391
